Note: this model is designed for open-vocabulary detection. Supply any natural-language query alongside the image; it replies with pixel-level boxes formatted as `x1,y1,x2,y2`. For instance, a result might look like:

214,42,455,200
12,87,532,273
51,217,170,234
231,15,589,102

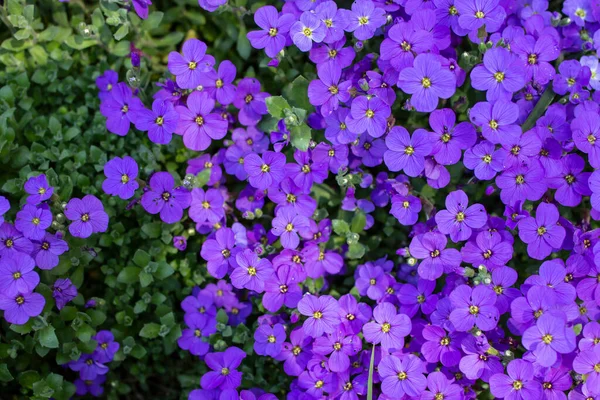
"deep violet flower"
244,151,286,190
290,12,326,52
455,0,506,33
175,91,228,151
489,359,543,400
297,294,340,337
435,190,487,242
518,203,566,260
24,175,53,205
378,354,427,398
247,6,295,57
308,63,351,117
471,47,526,101
0,290,45,325
200,347,247,390
428,108,477,165
409,232,462,280
52,278,77,310
64,195,109,239
362,302,411,351
254,323,286,357
167,39,215,89
15,204,52,241
346,95,390,138
102,156,139,200
341,0,386,41
384,127,433,177
178,313,217,356
522,313,576,367
141,172,191,224
449,285,499,331
0,255,39,297
230,249,274,293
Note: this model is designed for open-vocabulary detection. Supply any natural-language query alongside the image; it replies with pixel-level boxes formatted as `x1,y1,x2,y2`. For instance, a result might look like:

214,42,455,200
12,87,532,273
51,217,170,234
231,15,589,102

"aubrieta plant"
3,0,600,398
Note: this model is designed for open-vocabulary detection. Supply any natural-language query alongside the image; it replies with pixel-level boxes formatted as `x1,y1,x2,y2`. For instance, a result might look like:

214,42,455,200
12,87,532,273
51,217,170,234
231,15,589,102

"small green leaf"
216,309,229,324
237,26,251,60
133,250,151,267
113,24,129,41
286,76,311,110
38,326,59,349
351,211,367,233
117,267,141,284
332,219,350,235
265,96,291,119
0,364,13,382
139,323,161,339
289,124,311,151
142,12,164,30
367,345,375,400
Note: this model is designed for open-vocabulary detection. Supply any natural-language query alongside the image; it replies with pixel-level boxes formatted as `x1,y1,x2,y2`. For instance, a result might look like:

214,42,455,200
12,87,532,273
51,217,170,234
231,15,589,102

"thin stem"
521,82,555,133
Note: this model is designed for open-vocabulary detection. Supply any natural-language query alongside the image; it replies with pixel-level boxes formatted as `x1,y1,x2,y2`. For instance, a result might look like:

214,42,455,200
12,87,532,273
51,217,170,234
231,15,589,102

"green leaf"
351,211,367,233
521,82,555,132
332,219,350,235
286,76,311,110
237,26,251,60
18,370,40,389
38,326,59,349
133,249,151,267
265,96,291,119
141,223,162,238
367,345,375,400
0,364,13,382
155,262,174,280
289,124,311,151
117,266,141,284
113,24,129,41
91,8,105,28
139,323,161,339
64,35,97,50
573,323,583,335
347,242,366,259
216,309,229,324
142,12,164,30
139,271,154,287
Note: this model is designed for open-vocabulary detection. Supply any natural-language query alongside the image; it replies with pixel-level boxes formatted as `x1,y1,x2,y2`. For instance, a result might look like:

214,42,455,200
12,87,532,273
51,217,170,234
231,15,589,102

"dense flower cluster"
5,0,600,397
93,0,600,397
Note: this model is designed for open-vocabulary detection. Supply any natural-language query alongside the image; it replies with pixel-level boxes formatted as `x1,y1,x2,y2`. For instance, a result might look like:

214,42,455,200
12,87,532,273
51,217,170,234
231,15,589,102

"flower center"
121,174,129,183
401,41,411,52
513,380,523,390
483,249,493,259
475,11,485,18
359,16,369,25
449,5,458,14
13,272,21,279
245,94,253,104
313,311,323,319
285,223,294,232
248,266,257,276
5,239,13,248
32,217,40,225
381,322,391,333
155,116,164,126
417,295,425,303
397,371,407,380
81,213,90,222
279,284,288,293
534,309,543,318
292,345,302,355
315,380,324,388
402,201,410,208
537,226,547,236
215,79,223,88
38,187,46,194
201,201,210,209
542,334,553,344
365,109,375,118
188,61,197,70
328,49,337,58
268,335,276,343
482,154,492,163
515,175,525,184
301,164,311,173
346,313,355,321
404,146,415,155
195,329,202,337
195,116,204,126
269,27,278,37
42,242,50,250
303,27,313,37
261,164,270,173
595,364,600,373
121,105,129,113
575,8,586,18
221,368,229,376
421,77,432,88
469,305,479,315
567,77,576,86
511,145,520,155
324,19,333,28
333,342,342,351
565,174,575,184
441,133,451,143
440,337,450,346
494,72,505,82
489,120,499,130
455,212,465,222
162,192,171,201
543,382,552,389
344,382,353,391
494,285,503,294
430,249,440,258
369,278,376,285
16,296,24,305
588,134,597,144
329,85,339,94
528,54,538,65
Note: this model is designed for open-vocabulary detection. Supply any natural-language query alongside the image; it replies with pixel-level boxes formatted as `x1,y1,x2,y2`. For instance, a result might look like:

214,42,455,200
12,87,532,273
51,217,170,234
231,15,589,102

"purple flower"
24,174,53,204
512,34,560,85
355,263,387,301
198,0,226,12
469,100,521,145
409,232,462,280
363,302,411,351
471,47,526,102
455,0,506,32
341,0,387,41
0,290,44,325
518,203,565,260
173,236,187,251
573,347,600,393
178,313,217,356
580,321,600,352
132,0,151,19
230,249,274,293
141,172,191,224
459,334,505,381
449,285,499,331
0,223,33,258
96,70,118,101
346,95,390,138
380,22,433,72
553,60,591,95
167,38,215,89
421,326,463,367
572,111,600,169
279,328,313,376
15,204,51,240
31,233,68,270
313,328,361,372
384,127,433,177
268,178,317,217
247,6,295,57
201,228,236,279
244,151,286,190
338,294,371,334
263,264,302,312
461,232,513,270
199,61,237,105
175,91,227,151
69,354,109,381
308,63,351,117
428,109,476,165
522,313,576,367
378,354,426,398
297,294,340,337
290,12,326,52
74,376,105,397
0,196,8,224
65,195,109,239
463,140,505,180
254,323,286,357
102,156,139,200
496,162,547,206
435,190,487,242
422,371,462,400
315,1,347,43
285,150,328,192
548,154,591,207
489,359,543,400
270,208,310,249
0,255,39,297
93,331,120,363
309,38,356,70
397,54,456,112
200,347,246,390
99,82,143,136
233,78,269,126
390,194,421,226
53,278,77,310
132,99,178,144
189,188,225,225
